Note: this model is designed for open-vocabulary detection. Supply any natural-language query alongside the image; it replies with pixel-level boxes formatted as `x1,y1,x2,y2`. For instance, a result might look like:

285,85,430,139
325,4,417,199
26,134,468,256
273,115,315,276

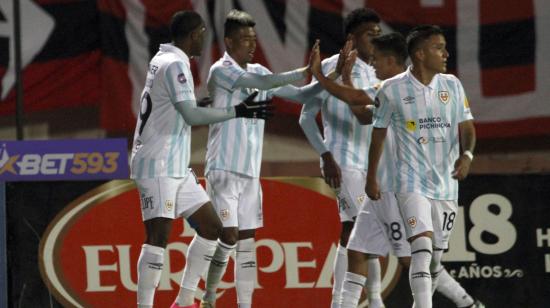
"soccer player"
312,33,483,308
366,25,476,308
298,8,382,308
130,11,273,308
199,10,327,308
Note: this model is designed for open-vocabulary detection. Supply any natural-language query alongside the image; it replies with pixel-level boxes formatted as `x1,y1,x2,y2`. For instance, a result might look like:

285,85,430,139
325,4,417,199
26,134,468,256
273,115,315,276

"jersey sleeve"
372,87,394,128
362,85,378,101
164,61,195,103
456,79,474,122
211,61,247,91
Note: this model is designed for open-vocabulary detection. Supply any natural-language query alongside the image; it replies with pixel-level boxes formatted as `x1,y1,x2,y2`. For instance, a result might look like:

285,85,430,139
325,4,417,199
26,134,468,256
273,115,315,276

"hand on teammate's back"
234,91,275,120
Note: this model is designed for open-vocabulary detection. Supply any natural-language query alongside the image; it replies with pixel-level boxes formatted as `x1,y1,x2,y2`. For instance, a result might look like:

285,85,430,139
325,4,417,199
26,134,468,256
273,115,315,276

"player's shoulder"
438,73,460,83
380,71,409,90
321,54,339,68
247,62,271,75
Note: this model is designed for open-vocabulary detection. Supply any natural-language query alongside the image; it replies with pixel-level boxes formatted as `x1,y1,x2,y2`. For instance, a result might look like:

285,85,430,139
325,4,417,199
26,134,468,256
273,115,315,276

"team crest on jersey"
223,60,232,66
220,209,230,221
165,200,174,211
357,195,366,204
405,120,417,132
177,73,187,83
407,216,417,228
438,91,449,104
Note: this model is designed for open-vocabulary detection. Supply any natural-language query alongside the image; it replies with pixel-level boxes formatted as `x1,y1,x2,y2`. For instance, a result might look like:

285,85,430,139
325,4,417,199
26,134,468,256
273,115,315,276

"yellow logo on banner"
406,120,417,132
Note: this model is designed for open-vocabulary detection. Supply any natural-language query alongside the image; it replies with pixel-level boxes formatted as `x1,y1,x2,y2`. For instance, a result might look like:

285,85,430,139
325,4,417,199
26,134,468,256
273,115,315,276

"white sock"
175,234,218,306
436,268,474,307
203,240,236,302
137,244,164,308
367,256,384,308
409,237,433,308
331,244,348,308
430,249,444,295
340,272,366,308
236,238,256,307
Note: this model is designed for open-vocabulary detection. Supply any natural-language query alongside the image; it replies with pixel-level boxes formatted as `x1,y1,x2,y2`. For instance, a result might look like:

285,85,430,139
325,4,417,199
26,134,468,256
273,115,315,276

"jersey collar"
406,66,439,90
159,43,190,65
222,52,247,71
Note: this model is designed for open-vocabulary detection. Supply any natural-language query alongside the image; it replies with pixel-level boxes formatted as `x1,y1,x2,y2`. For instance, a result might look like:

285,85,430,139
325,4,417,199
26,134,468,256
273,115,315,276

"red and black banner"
1,0,549,137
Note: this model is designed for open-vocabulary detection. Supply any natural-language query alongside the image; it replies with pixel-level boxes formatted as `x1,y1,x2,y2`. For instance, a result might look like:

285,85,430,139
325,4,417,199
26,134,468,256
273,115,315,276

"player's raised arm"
174,91,274,126
311,42,375,107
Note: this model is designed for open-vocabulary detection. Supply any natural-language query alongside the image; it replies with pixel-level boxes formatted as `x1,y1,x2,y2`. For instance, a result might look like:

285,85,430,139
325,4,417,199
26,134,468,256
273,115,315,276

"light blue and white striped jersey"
130,44,196,179
319,54,380,170
205,53,274,178
362,84,396,193
373,67,474,200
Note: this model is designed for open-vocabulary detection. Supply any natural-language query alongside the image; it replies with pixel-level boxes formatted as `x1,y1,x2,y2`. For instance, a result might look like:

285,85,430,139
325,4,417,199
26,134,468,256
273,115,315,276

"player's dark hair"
406,25,444,58
372,32,408,65
343,8,380,35
170,11,204,42
224,9,256,38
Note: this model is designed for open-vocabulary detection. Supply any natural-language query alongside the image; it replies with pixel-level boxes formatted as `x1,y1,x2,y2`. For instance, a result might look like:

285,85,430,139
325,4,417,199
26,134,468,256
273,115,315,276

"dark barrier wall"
6,175,550,307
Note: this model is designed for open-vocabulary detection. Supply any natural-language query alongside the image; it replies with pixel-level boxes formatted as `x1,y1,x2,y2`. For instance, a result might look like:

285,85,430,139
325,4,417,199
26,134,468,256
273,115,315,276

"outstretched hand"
341,50,357,86
308,39,322,79
234,91,275,120
335,39,353,75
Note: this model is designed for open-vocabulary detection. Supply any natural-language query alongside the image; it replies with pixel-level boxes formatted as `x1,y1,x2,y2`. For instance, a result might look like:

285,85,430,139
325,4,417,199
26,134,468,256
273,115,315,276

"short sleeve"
164,61,195,103
211,61,247,91
456,79,474,122
372,87,394,128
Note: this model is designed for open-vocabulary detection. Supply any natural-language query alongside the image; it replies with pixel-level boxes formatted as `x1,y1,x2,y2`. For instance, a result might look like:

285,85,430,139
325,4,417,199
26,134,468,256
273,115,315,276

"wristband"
463,150,474,161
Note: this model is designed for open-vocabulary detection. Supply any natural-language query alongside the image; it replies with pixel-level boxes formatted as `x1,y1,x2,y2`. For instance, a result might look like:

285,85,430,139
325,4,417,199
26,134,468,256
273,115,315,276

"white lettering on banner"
546,254,550,273
282,242,316,288
469,194,516,254
16,153,75,175
17,154,41,175
83,245,117,292
450,263,523,279
315,244,336,288
116,245,137,291
81,241,339,295
536,228,550,247
257,239,285,274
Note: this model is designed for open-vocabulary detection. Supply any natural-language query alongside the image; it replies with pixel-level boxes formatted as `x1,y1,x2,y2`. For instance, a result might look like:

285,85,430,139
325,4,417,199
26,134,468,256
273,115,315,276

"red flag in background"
1,0,549,138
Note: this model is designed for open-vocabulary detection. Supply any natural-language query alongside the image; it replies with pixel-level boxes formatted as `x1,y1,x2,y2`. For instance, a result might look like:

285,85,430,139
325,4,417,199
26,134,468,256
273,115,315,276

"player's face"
372,48,393,80
190,23,207,57
351,22,381,62
229,26,257,66
421,34,449,74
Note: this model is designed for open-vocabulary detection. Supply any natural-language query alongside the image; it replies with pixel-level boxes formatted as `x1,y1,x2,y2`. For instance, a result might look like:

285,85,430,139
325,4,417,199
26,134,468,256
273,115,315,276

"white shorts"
206,170,263,230
396,193,458,249
135,170,210,221
335,168,368,222
347,192,410,257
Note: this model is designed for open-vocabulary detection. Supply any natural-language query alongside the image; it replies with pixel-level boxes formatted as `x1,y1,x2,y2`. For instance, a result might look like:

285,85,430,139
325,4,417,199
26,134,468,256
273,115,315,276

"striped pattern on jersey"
130,44,195,179
373,68,474,200
320,54,380,170
362,84,395,193
205,53,274,178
